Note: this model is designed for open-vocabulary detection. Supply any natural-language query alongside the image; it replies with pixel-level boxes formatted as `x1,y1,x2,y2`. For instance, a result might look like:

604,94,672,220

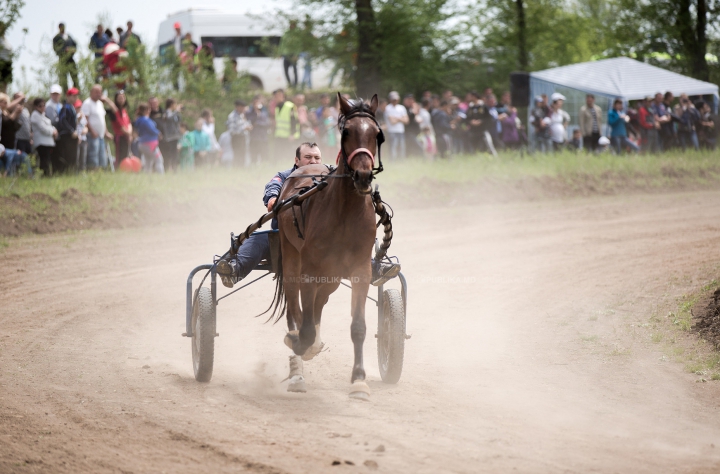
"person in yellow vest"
273,89,298,160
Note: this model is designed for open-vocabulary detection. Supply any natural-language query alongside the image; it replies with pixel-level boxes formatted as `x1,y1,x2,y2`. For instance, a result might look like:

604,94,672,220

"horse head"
337,92,381,195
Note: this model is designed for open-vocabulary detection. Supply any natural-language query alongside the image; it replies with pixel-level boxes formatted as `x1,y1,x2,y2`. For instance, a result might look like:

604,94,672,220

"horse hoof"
302,342,325,361
287,375,307,393
349,381,370,401
284,330,299,350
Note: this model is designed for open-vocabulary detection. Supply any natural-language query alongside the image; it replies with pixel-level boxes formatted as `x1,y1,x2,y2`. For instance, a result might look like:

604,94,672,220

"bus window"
200,36,280,58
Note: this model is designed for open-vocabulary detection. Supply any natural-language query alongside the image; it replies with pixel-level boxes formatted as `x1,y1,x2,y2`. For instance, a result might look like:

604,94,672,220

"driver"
216,142,400,288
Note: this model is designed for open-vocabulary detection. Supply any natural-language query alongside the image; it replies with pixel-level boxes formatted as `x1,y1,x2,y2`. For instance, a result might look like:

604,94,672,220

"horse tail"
257,245,286,324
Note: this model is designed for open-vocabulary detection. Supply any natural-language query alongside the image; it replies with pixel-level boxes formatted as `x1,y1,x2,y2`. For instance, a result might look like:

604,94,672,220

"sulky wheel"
191,287,216,382
377,288,405,384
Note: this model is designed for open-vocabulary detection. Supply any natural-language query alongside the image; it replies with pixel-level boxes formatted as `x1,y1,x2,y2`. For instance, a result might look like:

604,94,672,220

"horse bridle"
336,110,385,178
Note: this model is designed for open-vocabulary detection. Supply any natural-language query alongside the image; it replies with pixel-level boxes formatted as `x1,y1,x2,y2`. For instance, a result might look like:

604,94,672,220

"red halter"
336,148,375,168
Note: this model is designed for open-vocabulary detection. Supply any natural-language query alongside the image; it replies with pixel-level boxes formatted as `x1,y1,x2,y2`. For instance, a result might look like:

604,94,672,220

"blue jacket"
608,109,627,138
57,103,77,137
135,115,160,143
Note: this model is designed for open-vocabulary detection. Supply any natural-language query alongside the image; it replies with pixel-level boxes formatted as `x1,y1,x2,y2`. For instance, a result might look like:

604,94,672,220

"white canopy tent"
527,57,719,136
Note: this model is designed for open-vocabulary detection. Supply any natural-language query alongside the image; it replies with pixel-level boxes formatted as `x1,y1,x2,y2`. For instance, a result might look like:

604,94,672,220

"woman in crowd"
501,105,521,149
134,102,164,173
608,98,640,154
30,97,58,176
0,92,30,176
548,93,570,151
161,98,182,171
108,90,132,163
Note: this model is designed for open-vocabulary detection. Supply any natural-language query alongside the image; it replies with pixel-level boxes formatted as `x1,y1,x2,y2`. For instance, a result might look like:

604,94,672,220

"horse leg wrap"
349,380,371,401
302,324,324,361
287,355,306,393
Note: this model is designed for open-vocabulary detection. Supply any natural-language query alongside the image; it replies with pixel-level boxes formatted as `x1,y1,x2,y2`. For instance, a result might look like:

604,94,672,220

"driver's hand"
267,197,277,212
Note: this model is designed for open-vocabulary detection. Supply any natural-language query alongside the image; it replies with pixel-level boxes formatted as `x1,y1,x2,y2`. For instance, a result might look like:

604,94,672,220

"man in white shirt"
81,84,113,170
383,91,409,159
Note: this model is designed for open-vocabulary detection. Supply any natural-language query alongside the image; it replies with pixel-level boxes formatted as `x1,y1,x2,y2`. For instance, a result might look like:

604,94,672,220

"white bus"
157,8,336,91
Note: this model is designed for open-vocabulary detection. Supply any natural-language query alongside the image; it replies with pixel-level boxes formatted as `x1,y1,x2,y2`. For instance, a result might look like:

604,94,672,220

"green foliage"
0,0,25,35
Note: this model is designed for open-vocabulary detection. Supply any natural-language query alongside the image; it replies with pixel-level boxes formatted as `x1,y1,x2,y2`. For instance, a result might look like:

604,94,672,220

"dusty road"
2,188,720,473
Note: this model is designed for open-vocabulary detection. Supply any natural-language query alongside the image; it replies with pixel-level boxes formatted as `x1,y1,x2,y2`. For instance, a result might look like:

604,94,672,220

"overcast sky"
7,0,281,92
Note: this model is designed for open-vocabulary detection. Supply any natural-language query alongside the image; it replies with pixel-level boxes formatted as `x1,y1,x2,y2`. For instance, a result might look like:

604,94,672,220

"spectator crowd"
2,21,719,180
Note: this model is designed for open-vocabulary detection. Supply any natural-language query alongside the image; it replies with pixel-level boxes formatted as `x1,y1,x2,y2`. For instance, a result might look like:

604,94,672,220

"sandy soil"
2,186,720,473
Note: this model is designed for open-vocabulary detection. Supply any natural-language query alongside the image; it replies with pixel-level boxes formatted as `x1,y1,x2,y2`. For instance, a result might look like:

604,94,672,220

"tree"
0,0,25,35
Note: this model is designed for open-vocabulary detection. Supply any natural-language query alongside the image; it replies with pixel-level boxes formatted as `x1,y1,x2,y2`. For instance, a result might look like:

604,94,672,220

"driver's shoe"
371,262,401,286
216,258,240,288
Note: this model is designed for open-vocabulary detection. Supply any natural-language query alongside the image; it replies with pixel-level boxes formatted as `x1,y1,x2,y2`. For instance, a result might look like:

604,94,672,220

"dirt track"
2,186,720,473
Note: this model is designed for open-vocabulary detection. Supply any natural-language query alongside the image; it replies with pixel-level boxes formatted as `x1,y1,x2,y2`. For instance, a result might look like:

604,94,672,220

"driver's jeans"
235,232,270,280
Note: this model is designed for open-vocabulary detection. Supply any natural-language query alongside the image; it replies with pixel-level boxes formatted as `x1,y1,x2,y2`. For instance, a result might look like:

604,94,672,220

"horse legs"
279,239,306,392
302,283,336,361
348,278,371,400
293,282,317,357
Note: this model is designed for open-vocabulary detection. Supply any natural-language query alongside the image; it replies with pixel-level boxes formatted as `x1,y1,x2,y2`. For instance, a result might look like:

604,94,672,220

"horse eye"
342,129,350,137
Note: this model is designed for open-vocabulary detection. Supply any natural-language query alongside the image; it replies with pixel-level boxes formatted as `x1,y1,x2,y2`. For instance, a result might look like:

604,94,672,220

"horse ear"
369,94,378,115
338,92,351,116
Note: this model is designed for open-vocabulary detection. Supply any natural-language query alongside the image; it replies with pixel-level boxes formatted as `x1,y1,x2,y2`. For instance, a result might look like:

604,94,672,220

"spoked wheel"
191,287,216,382
377,288,405,384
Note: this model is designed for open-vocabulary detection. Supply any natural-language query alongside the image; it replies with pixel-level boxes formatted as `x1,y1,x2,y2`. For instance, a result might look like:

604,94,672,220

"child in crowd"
134,102,165,174
74,99,88,171
177,122,195,170
218,129,233,167
191,118,212,166
569,129,583,151
416,126,436,160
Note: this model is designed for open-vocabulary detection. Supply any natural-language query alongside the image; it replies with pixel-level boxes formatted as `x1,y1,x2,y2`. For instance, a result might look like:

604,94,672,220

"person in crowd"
498,91,512,113
650,92,668,152
403,94,421,156
191,118,213,166
548,93,570,151
75,99,88,171
119,21,141,48
530,95,551,153
148,96,163,127
464,92,486,153
0,92,31,177
697,101,716,150
416,98,434,137
226,99,252,166
638,96,660,153
608,98,639,154
219,128,233,167
675,94,700,151
658,92,676,150
134,102,164,173
116,27,124,40
294,93,309,127
200,108,221,162
384,91,409,159
319,106,338,156
108,91,133,164
52,23,79,91
45,84,62,128
246,94,271,164
433,100,455,158
82,84,115,170
568,129,583,151
104,28,115,43
376,98,388,130
178,122,195,169
14,92,31,155
500,105,520,149
161,98,182,171
314,93,332,124
484,94,504,151
89,24,109,59
273,89,298,160
416,126,437,159
578,94,603,152
172,22,183,54
30,97,57,177
56,87,79,172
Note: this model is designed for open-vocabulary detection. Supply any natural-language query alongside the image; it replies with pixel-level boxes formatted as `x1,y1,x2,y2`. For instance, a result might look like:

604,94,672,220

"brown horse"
273,93,381,399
